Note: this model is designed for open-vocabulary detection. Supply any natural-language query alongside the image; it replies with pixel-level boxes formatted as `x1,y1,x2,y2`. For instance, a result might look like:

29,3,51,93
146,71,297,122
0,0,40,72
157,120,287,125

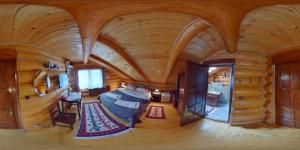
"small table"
61,92,82,118
151,92,161,102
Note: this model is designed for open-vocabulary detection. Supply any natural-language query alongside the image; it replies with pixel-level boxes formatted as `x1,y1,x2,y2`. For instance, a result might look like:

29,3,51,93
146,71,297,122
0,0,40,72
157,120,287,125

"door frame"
180,61,209,126
0,49,22,129
203,59,235,123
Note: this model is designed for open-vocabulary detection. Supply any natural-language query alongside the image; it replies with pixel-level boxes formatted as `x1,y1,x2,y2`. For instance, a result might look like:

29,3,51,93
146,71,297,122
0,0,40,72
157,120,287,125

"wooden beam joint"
97,34,150,83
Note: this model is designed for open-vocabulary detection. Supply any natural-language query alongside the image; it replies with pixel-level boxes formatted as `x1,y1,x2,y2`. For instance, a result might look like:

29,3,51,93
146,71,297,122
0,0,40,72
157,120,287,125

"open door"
180,61,208,126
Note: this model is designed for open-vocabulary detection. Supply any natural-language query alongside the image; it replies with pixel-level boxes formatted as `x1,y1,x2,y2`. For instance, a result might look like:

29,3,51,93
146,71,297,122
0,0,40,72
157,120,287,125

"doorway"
204,59,234,123
179,59,234,126
205,66,232,122
0,50,20,129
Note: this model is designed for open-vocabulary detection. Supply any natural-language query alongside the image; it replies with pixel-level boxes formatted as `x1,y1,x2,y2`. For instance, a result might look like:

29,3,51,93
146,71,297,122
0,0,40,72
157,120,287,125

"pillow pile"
125,85,136,91
136,87,149,93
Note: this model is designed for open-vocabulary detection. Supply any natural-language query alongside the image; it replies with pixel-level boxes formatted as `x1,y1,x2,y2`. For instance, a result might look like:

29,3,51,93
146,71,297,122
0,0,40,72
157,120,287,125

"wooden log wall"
208,68,230,86
264,58,273,124
105,69,121,91
206,49,267,125
17,50,67,130
125,80,176,91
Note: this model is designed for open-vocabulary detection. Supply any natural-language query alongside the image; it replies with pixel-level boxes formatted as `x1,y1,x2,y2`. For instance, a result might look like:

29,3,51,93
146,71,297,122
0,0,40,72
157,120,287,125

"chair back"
49,102,60,122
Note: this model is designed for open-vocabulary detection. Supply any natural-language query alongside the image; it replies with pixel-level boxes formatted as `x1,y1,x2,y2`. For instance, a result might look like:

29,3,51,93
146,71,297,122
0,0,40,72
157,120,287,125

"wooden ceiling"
0,1,300,85
99,12,197,83
180,22,225,64
0,4,82,62
239,4,300,56
91,41,143,81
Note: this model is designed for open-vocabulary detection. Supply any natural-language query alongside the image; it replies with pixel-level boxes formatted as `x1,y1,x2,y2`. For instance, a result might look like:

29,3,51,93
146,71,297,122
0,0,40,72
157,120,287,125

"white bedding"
113,99,140,109
117,88,151,100
103,92,121,99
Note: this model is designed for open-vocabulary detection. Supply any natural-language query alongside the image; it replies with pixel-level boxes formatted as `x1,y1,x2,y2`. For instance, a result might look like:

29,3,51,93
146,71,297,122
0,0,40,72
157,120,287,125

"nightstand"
151,92,161,102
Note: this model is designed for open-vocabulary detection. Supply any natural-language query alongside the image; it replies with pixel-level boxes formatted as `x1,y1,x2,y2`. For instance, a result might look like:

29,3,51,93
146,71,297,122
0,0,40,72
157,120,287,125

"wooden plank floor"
1,98,300,150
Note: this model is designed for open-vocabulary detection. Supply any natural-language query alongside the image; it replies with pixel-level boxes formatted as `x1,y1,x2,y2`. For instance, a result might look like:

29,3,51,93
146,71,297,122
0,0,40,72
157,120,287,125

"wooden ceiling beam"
97,34,150,83
89,54,135,81
209,67,230,76
163,19,210,83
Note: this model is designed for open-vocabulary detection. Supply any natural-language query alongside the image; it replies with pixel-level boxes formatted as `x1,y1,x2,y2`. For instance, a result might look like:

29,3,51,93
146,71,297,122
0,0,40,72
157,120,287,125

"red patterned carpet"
76,101,131,139
145,105,166,120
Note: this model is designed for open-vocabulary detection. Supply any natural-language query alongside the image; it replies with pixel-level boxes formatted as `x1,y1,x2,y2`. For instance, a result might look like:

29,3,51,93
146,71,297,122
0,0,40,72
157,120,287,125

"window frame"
77,68,105,90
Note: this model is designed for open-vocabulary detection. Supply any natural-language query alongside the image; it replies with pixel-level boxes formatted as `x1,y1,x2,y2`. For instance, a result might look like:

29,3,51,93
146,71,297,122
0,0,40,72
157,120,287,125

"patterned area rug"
145,105,166,119
75,101,131,139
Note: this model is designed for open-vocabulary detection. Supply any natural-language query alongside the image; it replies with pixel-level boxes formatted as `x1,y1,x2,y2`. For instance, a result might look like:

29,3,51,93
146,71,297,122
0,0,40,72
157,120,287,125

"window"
78,69,103,90
208,67,217,73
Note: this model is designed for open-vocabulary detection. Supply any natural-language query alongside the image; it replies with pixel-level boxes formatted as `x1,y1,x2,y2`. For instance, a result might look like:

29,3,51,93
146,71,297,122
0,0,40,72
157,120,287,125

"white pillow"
125,85,135,91
136,87,149,93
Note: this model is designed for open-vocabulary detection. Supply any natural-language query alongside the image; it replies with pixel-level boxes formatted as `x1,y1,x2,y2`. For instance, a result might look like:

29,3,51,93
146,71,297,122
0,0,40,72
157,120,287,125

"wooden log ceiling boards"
1,0,298,64
89,54,134,81
163,19,210,83
97,35,150,83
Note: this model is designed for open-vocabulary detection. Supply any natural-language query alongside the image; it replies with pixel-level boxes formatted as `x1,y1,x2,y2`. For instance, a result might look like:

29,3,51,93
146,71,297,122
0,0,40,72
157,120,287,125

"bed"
98,86,151,128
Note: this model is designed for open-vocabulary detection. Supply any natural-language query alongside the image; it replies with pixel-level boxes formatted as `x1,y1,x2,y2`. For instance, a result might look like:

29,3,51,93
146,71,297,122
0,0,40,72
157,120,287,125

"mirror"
33,70,51,96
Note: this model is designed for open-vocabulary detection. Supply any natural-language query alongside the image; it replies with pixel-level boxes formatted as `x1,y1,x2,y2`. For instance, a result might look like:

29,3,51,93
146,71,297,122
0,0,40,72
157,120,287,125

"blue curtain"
78,69,103,90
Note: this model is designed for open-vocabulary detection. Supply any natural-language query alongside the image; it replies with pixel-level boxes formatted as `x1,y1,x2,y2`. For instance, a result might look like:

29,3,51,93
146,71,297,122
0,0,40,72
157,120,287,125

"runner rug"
75,101,130,139
145,105,166,120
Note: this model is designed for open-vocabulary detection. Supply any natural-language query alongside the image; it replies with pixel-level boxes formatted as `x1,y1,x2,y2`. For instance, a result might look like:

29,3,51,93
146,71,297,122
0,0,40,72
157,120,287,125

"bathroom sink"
208,91,221,95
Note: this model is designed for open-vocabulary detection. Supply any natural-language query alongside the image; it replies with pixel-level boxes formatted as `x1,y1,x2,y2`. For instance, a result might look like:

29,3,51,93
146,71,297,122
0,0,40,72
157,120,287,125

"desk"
61,92,81,118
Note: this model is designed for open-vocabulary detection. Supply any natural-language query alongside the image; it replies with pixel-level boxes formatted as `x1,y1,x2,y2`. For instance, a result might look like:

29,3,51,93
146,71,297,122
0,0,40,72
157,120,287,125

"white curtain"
78,69,103,90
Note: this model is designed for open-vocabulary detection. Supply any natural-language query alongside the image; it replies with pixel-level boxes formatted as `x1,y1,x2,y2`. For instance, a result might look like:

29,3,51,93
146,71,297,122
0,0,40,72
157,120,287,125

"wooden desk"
61,92,81,118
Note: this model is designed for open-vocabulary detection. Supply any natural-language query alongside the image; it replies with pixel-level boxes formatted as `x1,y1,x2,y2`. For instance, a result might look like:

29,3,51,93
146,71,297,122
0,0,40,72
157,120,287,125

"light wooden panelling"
239,4,300,56
105,69,121,91
16,50,67,130
180,24,225,63
100,12,198,83
237,4,300,125
92,41,144,81
125,80,176,91
264,58,273,123
0,4,82,62
208,68,230,85
163,19,210,83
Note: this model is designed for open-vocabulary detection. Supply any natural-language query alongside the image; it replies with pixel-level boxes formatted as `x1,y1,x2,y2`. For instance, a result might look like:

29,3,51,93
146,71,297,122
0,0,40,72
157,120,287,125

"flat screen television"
58,73,69,88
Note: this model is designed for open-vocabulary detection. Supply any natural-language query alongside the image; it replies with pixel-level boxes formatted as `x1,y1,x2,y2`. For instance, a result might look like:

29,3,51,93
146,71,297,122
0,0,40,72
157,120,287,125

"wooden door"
0,61,18,128
180,61,208,126
276,62,300,128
